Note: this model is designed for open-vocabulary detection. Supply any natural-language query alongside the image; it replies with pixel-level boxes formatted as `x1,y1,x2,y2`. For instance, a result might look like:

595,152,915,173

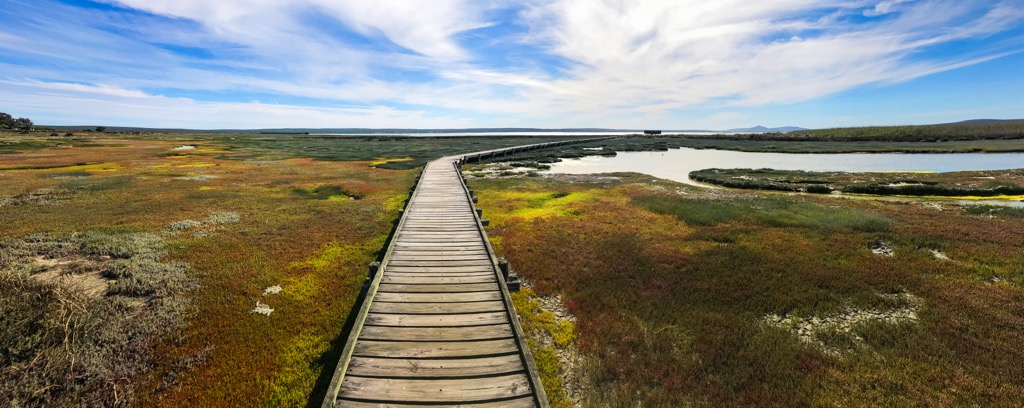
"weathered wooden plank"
345,354,524,378
403,217,473,220
386,272,494,278
352,339,519,359
393,240,484,245
381,275,496,285
338,374,531,403
397,229,481,234
403,213,473,217
378,283,497,293
358,324,512,341
385,266,494,273
389,247,489,253
389,254,491,261
391,248,488,253
364,312,509,327
393,242,488,248
336,396,536,408
396,234,482,240
372,292,502,303
399,224,480,228
399,223,478,227
370,301,507,315
397,232,481,236
387,260,494,267
385,268,495,274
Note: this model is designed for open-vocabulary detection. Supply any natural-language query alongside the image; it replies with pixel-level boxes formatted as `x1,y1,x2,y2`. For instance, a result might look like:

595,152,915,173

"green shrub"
633,196,894,232
965,205,1024,218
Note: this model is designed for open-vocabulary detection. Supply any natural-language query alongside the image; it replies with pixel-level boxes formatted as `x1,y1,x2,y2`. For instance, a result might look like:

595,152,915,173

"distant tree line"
0,112,34,130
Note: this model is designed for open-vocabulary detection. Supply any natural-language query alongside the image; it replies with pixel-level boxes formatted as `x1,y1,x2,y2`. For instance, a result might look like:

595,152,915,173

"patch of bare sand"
28,255,114,298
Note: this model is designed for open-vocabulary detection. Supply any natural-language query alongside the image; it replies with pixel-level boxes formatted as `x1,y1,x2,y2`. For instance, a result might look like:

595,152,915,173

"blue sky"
1,0,1022,129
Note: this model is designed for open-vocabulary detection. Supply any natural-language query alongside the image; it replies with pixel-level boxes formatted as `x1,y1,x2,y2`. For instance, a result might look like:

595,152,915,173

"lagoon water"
543,148,1024,186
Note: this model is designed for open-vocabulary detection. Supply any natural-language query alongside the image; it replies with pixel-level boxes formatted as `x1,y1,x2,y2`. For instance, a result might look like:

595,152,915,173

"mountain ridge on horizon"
40,119,1023,134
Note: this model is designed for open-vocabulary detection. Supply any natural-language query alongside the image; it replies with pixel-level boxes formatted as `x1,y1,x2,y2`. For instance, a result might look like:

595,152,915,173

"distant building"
643,130,662,135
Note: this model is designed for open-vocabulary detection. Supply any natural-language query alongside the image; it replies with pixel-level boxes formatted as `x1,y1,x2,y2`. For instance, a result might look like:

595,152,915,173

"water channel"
542,147,1024,206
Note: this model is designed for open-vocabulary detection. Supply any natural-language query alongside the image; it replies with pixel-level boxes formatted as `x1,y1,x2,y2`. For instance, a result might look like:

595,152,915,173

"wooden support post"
507,275,521,292
472,197,478,204
498,258,510,281
476,208,483,217
364,262,381,289
481,219,490,227
498,258,521,292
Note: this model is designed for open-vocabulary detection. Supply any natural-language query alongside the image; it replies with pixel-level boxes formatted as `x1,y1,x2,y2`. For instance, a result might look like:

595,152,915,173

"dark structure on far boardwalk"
644,130,662,135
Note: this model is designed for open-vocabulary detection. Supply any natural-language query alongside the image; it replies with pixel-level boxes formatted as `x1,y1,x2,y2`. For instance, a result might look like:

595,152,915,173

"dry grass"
0,232,193,406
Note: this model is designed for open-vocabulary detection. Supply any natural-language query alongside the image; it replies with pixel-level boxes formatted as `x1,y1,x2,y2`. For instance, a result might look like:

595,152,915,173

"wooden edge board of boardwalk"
322,137,614,407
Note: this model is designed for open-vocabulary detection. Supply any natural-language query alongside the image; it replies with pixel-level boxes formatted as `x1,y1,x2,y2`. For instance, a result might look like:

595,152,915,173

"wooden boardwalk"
323,138,613,407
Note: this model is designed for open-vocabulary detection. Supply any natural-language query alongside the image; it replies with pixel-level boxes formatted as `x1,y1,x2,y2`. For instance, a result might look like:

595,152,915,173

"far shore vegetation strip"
690,168,1024,199
1,125,1023,407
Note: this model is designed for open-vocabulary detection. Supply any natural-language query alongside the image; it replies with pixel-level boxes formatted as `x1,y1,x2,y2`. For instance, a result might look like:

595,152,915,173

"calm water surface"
544,148,1024,206
544,148,1024,184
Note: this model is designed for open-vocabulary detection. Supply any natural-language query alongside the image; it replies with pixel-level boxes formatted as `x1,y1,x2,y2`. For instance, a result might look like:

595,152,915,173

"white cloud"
2,81,475,128
515,0,1023,116
9,81,150,98
864,0,914,17
2,0,1022,128
104,0,488,60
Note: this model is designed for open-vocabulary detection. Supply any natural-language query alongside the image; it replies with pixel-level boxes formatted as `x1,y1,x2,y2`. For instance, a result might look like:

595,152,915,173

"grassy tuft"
634,195,894,232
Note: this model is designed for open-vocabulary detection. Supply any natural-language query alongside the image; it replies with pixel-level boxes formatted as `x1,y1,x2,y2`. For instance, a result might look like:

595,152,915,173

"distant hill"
723,125,807,133
946,119,1022,125
758,119,1024,142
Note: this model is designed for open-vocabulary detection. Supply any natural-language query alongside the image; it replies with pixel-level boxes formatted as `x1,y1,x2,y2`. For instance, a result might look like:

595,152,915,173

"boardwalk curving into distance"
322,138,613,408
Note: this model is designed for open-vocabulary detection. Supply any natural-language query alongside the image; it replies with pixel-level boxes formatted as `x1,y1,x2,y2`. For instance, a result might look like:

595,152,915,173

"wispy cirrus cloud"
0,0,1021,128
518,0,1024,113
864,0,914,16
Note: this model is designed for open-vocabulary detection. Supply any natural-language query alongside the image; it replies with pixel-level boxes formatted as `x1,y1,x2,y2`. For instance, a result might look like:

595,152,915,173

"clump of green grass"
965,205,1024,218
59,175,134,191
292,185,363,200
633,195,894,232
0,232,194,406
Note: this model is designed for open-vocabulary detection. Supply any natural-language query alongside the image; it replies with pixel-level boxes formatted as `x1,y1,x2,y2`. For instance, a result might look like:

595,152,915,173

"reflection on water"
543,147,1024,206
